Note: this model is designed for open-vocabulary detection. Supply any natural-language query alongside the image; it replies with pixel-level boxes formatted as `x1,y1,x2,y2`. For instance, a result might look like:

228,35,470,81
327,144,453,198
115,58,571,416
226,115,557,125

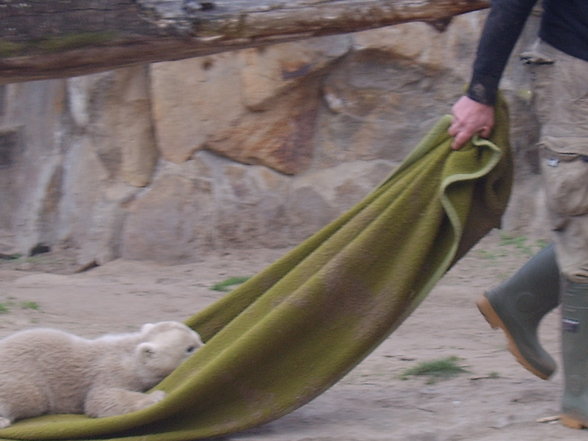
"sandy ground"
0,230,586,441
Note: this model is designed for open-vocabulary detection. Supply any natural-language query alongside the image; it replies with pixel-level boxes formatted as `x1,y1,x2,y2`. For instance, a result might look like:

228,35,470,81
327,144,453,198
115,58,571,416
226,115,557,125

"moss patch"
0,32,119,58
36,32,118,52
0,40,25,57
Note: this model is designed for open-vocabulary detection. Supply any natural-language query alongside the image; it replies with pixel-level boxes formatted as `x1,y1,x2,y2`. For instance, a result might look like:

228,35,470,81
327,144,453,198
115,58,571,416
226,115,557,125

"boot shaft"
488,244,560,318
561,282,588,427
561,281,588,375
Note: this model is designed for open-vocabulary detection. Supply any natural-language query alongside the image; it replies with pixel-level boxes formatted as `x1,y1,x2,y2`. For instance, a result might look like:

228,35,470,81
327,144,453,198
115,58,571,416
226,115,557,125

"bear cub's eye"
186,346,196,354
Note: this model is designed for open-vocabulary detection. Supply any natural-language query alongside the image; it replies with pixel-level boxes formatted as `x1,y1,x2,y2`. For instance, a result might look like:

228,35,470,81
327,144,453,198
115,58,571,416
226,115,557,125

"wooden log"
0,0,489,83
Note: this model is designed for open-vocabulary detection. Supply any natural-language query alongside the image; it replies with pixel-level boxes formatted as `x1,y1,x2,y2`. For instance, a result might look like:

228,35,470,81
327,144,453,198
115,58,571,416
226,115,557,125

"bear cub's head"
135,321,204,385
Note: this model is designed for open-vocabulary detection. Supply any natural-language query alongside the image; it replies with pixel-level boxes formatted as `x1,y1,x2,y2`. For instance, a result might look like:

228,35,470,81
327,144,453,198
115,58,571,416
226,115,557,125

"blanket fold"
0,99,512,441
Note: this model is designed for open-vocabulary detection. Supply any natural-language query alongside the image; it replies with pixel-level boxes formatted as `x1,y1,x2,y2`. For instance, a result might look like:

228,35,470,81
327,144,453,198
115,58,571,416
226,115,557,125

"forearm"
467,0,538,105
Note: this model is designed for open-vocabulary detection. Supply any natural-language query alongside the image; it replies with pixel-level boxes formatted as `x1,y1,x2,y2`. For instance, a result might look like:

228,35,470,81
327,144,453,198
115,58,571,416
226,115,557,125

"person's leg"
539,153,588,428
477,245,560,379
560,280,588,429
529,42,588,428
551,161,588,427
475,39,569,381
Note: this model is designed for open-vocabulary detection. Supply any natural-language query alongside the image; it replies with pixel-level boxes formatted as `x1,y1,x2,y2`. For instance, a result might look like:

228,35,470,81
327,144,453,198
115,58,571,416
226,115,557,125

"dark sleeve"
467,0,538,105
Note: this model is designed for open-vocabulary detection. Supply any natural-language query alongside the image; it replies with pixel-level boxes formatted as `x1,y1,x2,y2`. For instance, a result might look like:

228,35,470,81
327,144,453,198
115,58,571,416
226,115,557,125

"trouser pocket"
541,148,588,219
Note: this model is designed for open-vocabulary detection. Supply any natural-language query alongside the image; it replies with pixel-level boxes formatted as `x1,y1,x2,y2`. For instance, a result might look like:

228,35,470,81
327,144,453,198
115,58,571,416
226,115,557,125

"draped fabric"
0,99,511,441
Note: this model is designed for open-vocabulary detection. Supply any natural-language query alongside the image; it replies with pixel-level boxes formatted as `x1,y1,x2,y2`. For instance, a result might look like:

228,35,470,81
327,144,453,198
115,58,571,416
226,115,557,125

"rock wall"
0,11,547,267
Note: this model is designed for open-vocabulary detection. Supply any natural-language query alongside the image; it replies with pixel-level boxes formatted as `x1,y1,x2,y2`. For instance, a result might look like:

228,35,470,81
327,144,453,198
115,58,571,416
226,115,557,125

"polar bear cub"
0,321,204,428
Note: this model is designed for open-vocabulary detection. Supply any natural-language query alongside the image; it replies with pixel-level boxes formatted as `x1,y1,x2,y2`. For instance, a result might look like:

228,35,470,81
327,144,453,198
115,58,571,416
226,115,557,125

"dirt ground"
0,230,586,441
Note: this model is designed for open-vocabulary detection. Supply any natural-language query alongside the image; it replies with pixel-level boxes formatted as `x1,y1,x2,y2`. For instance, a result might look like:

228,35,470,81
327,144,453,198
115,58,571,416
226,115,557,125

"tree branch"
0,0,489,83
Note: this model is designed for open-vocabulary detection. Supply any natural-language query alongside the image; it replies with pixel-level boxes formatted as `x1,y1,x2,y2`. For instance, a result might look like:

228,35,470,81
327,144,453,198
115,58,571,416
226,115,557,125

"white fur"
0,321,203,427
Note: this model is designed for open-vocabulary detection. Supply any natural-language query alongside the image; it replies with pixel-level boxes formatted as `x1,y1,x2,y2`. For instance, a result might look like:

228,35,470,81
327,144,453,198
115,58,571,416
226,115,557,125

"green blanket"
0,100,512,441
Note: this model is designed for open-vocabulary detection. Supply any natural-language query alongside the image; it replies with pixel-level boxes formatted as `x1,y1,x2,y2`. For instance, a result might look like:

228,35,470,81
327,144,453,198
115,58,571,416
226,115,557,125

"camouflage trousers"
530,41,588,283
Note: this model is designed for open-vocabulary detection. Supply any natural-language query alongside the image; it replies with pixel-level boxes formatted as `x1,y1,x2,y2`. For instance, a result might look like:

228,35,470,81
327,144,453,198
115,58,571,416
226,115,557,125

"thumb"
479,125,492,138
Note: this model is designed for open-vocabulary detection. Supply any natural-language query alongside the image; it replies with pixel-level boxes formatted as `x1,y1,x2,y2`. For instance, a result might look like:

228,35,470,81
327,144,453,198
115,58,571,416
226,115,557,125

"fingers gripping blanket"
0,99,512,441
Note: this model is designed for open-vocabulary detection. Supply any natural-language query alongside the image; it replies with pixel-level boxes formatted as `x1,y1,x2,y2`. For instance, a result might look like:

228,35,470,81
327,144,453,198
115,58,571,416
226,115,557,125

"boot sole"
476,295,550,380
561,414,588,429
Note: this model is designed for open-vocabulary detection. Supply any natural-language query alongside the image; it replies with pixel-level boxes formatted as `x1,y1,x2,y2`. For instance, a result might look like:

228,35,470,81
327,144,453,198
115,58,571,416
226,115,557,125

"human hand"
448,96,495,150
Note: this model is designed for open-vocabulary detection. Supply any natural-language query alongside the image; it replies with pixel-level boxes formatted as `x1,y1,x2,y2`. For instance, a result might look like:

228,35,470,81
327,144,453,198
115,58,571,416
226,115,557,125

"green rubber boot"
476,245,560,379
560,282,588,429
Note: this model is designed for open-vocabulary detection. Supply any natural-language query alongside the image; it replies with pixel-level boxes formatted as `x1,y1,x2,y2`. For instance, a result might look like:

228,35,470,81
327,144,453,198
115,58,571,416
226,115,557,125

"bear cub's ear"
138,342,156,358
141,323,155,333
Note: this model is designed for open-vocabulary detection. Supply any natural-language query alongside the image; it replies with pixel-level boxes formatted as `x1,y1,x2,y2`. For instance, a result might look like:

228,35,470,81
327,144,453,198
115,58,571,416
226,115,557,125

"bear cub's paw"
140,390,166,410
115,389,167,415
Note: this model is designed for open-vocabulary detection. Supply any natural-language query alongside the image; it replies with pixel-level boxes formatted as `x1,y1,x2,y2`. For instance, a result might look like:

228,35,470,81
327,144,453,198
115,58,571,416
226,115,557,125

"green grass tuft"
211,276,251,292
400,356,468,384
20,301,40,310
0,253,22,261
499,233,535,256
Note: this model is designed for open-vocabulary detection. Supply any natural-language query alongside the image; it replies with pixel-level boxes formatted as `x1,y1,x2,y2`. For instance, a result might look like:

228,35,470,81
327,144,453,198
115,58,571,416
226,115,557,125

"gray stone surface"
0,11,548,265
